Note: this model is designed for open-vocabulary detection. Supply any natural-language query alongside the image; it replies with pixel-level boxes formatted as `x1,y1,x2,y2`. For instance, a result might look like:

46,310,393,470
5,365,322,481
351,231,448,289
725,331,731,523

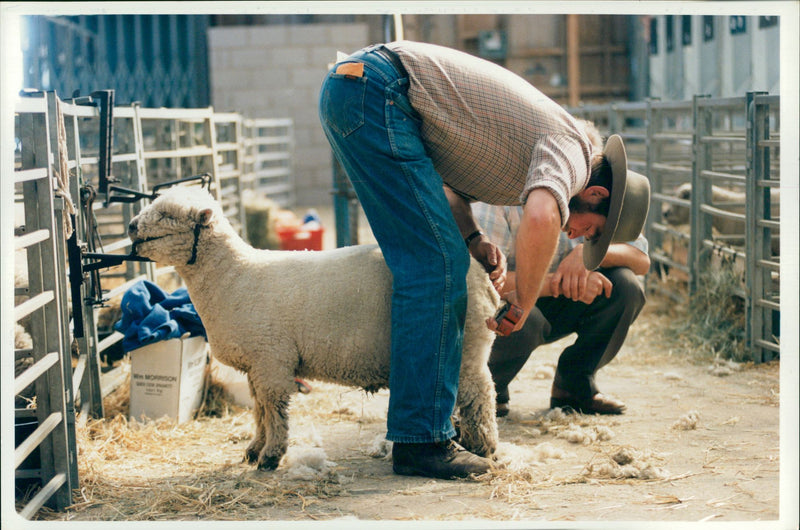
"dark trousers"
488,267,646,403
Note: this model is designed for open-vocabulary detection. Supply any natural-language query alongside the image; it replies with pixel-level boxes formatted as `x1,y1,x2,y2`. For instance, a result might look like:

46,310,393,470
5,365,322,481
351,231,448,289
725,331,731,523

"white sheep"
127,186,502,470
662,183,780,242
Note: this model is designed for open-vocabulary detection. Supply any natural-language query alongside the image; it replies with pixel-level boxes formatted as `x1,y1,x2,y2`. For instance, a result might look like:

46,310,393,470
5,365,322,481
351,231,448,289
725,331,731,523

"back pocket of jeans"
321,71,367,137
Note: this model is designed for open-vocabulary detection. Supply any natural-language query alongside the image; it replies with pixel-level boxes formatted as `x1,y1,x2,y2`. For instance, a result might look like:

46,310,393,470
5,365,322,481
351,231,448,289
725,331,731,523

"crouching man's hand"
552,270,612,304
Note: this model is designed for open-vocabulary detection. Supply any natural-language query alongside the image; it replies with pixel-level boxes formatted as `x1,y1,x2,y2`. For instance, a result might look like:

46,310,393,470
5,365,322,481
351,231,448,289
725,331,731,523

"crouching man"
472,202,650,416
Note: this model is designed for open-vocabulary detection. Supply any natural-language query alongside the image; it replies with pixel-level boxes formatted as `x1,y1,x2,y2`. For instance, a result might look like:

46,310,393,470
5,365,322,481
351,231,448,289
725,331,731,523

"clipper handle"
494,302,523,336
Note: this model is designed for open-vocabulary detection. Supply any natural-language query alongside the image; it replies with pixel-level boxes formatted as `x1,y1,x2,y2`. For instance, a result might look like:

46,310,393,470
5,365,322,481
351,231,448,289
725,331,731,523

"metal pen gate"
14,92,78,518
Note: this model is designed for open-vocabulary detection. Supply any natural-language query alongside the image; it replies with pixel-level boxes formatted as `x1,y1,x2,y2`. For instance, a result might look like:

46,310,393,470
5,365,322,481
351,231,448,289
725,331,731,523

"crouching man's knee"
605,267,646,314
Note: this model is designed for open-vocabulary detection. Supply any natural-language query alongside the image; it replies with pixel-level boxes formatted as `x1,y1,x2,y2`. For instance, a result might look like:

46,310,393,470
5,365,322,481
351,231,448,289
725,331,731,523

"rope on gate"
53,98,76,239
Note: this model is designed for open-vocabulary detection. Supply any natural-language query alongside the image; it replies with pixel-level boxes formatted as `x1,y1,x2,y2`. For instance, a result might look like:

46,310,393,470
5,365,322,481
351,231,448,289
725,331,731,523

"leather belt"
374,46,408,78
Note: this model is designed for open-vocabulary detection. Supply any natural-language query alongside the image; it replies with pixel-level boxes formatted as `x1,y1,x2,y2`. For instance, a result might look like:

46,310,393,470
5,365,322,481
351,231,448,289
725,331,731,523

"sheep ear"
197,208,214,226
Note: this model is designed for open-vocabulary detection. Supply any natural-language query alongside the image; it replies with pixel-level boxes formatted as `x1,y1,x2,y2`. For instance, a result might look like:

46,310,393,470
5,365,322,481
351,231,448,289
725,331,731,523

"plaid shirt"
387,41,592,226
472,202,649,273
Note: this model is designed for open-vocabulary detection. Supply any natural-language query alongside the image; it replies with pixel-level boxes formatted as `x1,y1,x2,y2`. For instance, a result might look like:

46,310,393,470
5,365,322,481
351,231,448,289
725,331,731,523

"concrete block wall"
208,23,370,206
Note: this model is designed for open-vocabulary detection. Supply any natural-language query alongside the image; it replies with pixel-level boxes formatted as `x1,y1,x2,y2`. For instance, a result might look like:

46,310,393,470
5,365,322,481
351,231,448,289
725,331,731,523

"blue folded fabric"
114,280,206,351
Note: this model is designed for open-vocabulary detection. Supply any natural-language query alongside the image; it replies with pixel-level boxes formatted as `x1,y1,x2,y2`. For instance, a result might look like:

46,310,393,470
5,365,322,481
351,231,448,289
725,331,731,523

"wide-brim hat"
583,134,651,270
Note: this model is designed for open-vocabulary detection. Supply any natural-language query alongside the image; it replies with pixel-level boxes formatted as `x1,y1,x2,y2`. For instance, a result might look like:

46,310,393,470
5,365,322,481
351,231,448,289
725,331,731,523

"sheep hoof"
244,448,260,464
257,456,280,471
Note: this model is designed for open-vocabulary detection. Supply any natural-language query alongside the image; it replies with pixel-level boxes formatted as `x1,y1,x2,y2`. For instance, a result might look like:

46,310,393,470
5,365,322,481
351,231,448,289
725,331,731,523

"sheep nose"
128,219,138,234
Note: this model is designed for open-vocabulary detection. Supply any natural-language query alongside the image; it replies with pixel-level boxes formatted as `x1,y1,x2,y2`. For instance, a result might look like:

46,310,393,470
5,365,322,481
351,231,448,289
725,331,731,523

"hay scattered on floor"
708,357,742,377
288,381,388,426
677,254,748,362
67,381,349,521
484,408,626,503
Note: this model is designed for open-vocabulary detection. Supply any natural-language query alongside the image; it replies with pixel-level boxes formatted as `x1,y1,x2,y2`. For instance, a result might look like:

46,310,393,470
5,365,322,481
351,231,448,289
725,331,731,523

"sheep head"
662,183,692,225
129,186,219,266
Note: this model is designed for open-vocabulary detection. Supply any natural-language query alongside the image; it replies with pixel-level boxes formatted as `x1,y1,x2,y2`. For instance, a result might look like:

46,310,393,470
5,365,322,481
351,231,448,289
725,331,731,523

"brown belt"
374,47,408,78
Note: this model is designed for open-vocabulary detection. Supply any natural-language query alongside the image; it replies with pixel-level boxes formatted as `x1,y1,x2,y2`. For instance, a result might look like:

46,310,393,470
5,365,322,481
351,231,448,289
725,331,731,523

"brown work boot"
392,440,493,479
550,385,626,415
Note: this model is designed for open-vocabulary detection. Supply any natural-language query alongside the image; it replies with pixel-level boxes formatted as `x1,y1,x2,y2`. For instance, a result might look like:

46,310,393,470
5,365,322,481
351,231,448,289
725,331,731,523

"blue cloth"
114,280,206,351
319,45,469,443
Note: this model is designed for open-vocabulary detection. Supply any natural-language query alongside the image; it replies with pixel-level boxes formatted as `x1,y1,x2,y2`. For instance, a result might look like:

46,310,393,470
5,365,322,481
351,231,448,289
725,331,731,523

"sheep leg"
244,367,293,470
244,375,266,464
456,361,499,458
255,393,291,470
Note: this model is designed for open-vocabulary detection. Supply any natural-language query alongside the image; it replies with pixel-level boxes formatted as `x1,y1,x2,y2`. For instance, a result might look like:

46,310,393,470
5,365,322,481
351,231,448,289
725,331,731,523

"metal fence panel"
746,93,780,360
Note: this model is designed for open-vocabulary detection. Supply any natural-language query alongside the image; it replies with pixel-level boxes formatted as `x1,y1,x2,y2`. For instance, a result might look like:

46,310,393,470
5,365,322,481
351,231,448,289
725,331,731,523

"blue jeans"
319,45,470,443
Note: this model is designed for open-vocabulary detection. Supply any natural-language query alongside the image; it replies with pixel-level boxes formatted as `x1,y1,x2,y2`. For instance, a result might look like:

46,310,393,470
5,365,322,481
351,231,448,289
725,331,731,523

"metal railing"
242,118,295,207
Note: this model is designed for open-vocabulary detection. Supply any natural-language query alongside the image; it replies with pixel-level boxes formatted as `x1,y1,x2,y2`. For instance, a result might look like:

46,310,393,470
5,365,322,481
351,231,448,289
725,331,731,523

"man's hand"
442,184,507,293
470,239,507,293
549,243,590,300
550,245,612,302
572,271,612,304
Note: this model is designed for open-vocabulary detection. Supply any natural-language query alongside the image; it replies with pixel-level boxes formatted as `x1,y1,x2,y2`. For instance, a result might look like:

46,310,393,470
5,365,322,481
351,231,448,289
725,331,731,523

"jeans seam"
401,159,452,435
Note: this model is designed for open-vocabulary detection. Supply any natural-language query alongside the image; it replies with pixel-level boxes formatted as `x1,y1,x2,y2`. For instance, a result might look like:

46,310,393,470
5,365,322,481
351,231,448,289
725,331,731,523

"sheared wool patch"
671,410,700,430
367,434,392,459
494,441,567,471
556,423,615,445
584,446,669,480
282,446,337,480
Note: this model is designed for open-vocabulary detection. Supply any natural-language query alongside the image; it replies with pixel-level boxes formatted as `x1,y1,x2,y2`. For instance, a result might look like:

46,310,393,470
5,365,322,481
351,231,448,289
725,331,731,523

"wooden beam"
567,14,580,107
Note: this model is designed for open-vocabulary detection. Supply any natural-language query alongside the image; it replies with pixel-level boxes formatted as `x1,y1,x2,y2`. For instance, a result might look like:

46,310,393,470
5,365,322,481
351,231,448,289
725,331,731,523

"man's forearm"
514,189,562,313
444,185,480,239
594,242,650,275
504,271,556,298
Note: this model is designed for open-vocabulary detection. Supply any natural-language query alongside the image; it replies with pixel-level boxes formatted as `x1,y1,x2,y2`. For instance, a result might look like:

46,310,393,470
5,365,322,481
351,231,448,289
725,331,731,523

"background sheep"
127,186,502,470
662,183,780,253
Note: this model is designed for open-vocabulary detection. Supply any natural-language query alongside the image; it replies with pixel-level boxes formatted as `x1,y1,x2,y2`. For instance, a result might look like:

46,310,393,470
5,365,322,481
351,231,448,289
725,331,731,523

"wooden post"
567,14,580,107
